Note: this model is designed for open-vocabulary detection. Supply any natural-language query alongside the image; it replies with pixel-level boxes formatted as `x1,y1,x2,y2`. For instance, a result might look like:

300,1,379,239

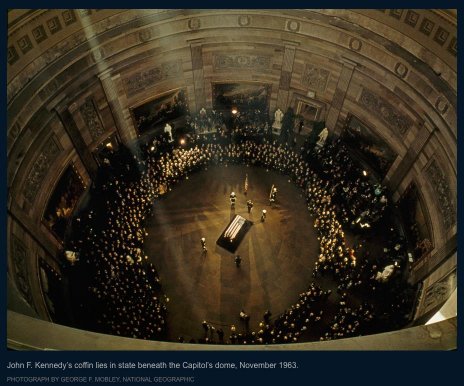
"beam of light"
425,288,457,325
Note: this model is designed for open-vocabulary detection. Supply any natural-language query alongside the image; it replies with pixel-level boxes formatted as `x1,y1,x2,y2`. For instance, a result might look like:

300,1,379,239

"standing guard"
247,199,254,213
230,192,236,207
269,185,277,206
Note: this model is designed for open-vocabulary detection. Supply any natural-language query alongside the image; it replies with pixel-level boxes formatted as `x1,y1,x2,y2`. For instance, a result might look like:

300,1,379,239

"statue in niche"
316,127,329,147
272,108,283,130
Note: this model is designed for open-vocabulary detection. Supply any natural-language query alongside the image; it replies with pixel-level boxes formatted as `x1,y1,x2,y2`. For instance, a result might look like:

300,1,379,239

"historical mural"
11,235,35,309
301,64,330,92
422,269,456,315
131,89,189,135
43,165,85,241
212,83,271,114
79,97,105,141
359,88,413,135
398,183,433,261
341,115,397,178
23,136,61,205
425,159,456,230
38,257,68,324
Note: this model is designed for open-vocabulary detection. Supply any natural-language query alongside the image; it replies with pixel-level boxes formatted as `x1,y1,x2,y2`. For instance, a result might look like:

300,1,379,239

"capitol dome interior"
6,9,457,350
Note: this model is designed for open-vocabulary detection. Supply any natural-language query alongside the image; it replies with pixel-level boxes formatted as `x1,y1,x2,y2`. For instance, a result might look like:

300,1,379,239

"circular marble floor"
144,164,319,341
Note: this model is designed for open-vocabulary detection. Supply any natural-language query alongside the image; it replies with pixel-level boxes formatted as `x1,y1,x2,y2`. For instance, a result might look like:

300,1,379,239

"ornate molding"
238,15,251,27
138,28,152,42
188,18,201,30
435,96,449,114
213,54,271,71
425,159,456,230
394,62,409,78
123,60,183,97
11,235,35,309
23,136,61,205
286,19,300,32
79,98,105,140
349,37,362,51
359,88,413,135
302,64,330,92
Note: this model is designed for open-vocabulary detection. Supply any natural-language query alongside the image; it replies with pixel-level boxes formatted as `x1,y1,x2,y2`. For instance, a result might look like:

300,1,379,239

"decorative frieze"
11,235,35,309
422,269,456,315
123,60,183,97
213,54,271,71
425,159,456,230
80,98,105,140
359,88,413,135
302,64,330,92
23,136,61,205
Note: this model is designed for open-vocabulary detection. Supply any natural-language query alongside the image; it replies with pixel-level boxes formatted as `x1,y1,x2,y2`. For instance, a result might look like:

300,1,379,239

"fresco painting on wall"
131,89,189,135
423,269,456,315
341,114,397,178
38,257,68,324
398,183,433,261
43,165,85,242
212,83,271,114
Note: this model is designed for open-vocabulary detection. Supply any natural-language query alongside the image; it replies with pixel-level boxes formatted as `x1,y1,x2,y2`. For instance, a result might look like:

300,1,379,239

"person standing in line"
217,328,224,343
235,255,242,267
201,237,207,253
264,310,272,323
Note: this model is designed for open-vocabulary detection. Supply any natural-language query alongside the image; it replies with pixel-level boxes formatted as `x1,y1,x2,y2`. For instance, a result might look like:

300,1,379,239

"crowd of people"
64,116,415,344
186,106,271,139
186,108,226,134
307,138,388,229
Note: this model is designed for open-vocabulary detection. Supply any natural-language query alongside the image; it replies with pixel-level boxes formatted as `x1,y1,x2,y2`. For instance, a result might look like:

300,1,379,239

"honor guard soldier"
201,237,207,253
269,186,277,206
261,209,267,222
247,199,254,213
230,192,236,207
